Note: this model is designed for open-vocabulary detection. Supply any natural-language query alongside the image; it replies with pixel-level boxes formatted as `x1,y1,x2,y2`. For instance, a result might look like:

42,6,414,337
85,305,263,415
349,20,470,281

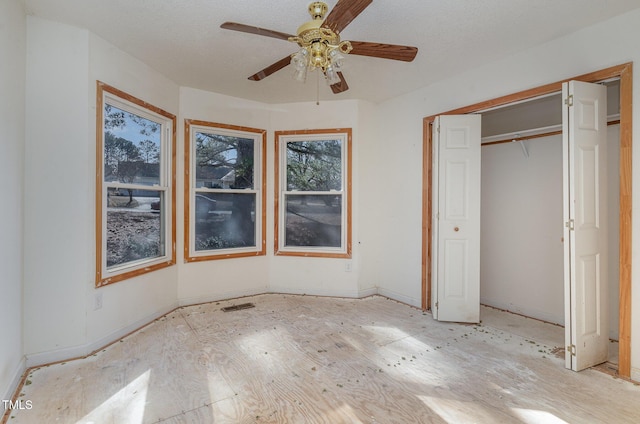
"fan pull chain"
316,70,320,105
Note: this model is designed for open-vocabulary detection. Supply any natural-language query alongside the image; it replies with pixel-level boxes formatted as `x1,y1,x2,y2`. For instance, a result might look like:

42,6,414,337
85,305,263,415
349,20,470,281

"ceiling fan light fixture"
291,41,347,85
325,64,341,85
292,48,309,69
293,66,308,83
311,42,328,66
328,48,345,70
286,2,354,86
291,40,350,85
222,0,418,95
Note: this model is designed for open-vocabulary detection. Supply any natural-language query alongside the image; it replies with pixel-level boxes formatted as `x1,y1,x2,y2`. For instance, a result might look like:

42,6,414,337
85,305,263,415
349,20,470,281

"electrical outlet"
94,292,103,310
345,261,352,272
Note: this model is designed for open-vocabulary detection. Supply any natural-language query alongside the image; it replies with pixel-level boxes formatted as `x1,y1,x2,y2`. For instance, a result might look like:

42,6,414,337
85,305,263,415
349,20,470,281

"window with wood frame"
275,129,352,258
184,120,266,261
96,82,176,287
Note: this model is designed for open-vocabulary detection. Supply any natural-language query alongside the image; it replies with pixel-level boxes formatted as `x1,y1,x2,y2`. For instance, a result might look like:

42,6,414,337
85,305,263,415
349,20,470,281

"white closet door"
563,80,609,371
432,115,481,323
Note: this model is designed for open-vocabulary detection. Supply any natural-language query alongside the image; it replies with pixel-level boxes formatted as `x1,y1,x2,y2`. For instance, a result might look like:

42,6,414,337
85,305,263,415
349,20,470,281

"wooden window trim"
421,62,633,377
95,81,177,287
274,128,352,258
183,119,267,262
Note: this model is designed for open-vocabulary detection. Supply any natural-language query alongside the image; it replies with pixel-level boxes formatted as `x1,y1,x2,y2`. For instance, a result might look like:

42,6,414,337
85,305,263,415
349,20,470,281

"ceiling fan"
220,0,418,94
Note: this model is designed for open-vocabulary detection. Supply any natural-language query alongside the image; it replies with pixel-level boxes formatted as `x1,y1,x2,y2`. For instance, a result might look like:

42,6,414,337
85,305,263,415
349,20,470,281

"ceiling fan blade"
330,72,349,94
220,22,294,41
322,0,372,34
248,56,292,81
349,41,418,62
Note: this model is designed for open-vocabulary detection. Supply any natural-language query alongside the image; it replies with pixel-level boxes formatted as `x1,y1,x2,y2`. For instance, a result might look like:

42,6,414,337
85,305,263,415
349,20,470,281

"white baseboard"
178,286,268,307
357,286,379,298
181,286,380,309
480,297,563,325
23,287,380,372
25,302,178,369
268,285,376,299
377,288,421,308
2,356,26,402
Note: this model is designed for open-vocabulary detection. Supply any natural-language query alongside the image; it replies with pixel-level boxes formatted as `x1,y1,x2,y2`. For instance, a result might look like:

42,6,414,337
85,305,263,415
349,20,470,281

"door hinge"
435,301,439,309
567,344,576,356
565,94,574,107
565,219,575,231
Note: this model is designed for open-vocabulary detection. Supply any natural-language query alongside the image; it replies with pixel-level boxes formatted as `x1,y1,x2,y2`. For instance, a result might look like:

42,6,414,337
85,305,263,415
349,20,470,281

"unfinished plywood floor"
7,295,640,423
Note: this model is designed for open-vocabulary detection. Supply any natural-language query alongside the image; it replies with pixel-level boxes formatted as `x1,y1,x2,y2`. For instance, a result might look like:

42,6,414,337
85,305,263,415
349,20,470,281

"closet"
478,81,621,359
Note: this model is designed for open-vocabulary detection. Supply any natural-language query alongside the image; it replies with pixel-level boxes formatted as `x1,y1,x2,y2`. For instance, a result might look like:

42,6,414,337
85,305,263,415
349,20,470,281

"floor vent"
221,303,255,312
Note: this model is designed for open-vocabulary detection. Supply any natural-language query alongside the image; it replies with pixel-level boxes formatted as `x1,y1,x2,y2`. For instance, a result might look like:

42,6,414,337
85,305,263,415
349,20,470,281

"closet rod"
481,114,620,147
482,124,561,146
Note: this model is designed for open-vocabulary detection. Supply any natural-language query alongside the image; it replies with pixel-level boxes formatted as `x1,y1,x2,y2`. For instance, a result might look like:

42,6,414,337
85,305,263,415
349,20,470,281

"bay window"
184,120,266,261
96,82,176,286
275,129,352,257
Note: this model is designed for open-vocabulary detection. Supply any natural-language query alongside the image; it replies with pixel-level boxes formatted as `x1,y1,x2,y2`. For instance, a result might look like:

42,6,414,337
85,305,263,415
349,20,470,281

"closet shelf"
481,113,620,145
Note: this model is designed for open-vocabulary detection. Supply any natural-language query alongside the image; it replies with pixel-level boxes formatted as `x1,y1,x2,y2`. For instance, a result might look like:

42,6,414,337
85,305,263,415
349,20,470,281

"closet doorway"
421,63,632,377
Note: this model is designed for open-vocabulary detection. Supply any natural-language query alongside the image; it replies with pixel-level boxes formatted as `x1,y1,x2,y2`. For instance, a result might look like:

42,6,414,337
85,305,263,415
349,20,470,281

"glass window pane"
104,104,161,186
286,140,342,191
106,189,164,268
285,194,342,247
194,192,256,251
195,132,254,189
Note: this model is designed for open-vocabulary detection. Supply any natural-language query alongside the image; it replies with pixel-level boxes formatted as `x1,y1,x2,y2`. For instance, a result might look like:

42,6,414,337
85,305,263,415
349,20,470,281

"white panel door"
562,80,608,371
432,115,481,323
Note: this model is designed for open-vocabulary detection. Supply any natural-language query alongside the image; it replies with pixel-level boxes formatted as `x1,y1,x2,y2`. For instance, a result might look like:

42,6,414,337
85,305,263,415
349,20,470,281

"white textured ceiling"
24,0,640,104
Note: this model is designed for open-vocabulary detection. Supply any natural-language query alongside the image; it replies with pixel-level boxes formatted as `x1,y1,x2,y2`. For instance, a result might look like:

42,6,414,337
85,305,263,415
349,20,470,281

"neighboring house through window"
184,120,266,261
275,128,352,258
96,82,176,286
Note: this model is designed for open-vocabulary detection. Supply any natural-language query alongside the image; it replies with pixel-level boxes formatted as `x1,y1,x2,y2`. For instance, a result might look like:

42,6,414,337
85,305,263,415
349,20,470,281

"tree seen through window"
185,122,265,259
103,104,163,268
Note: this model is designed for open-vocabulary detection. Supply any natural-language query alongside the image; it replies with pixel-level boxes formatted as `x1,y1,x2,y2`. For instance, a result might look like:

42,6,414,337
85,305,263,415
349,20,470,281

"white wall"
178,91,378,302
21,19,378,367
268,100,367,298
363,98,425,307
355,100,384,296
85,32,180,352
375,8,640,377
0,0,26,401
24,16,91,360
23,17,180,366
480,135,565,324
177,87,271,304
480,129,620,338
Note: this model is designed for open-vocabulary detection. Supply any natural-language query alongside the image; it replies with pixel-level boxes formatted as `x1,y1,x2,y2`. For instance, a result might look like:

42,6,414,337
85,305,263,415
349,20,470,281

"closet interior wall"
478,82,621,342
